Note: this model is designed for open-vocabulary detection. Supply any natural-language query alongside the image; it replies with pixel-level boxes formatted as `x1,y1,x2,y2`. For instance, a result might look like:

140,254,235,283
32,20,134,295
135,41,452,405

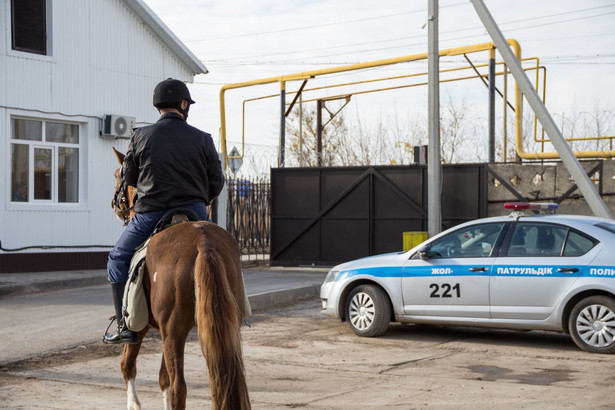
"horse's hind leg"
160,328,190,410
120,329,149,410
159,353,171,410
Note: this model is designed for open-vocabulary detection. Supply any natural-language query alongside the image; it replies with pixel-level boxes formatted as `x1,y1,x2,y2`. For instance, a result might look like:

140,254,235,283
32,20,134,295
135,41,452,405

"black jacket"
123,112,224,213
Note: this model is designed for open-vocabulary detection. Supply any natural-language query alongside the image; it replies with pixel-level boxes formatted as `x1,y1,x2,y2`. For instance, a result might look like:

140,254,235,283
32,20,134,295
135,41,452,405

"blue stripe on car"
338,265,615,280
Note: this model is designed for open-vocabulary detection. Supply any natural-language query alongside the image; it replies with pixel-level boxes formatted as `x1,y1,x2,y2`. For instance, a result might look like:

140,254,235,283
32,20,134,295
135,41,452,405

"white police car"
320,203,615,353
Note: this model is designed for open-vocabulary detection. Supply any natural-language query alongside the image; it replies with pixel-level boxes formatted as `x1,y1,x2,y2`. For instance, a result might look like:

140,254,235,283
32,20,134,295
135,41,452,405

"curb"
248,284,321,312
0,276,108,299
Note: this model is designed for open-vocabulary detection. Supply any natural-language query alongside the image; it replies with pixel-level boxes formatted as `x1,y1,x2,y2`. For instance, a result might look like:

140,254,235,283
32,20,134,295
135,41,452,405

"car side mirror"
418,245,430,260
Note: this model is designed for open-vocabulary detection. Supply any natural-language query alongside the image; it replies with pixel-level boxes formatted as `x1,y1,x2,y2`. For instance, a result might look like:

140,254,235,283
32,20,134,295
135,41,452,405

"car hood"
333,252,405,272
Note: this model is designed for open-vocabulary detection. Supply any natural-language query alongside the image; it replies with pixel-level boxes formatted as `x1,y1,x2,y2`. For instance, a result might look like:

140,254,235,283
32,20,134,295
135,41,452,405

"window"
11,0,47,55
429,223,506,258
505,222,596,257
563,231,596,257
10,118,80,204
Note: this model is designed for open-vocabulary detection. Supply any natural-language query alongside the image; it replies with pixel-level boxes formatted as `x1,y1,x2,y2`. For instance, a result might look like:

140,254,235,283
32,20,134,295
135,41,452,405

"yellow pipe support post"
279,81,286,167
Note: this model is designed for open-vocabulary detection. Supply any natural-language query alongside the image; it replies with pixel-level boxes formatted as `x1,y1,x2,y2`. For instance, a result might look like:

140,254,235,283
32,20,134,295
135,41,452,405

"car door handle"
557,267,579,273
469,267,488,272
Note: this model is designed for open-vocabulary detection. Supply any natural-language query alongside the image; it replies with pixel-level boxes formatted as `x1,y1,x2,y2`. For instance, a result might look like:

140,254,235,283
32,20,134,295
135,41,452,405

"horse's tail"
194,238,251,410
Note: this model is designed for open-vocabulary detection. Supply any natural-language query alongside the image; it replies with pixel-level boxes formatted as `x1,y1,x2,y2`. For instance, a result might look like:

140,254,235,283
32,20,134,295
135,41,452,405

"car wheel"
345,284,391,337
569,296,615,354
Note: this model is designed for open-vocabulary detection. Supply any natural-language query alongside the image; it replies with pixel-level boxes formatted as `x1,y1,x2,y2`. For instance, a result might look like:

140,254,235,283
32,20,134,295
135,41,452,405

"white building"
0,0,206,272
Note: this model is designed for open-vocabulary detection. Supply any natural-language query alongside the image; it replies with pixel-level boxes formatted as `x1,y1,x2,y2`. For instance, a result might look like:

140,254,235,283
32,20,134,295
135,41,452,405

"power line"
189,3,614,46
184,2,467,42
198,7,615,66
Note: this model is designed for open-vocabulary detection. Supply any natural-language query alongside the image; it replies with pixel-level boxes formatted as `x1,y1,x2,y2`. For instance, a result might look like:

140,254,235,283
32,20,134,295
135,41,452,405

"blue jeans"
107,202,209,283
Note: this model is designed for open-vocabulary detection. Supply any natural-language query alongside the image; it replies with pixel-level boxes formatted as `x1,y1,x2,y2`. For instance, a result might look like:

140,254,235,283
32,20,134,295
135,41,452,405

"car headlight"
323,269,340,283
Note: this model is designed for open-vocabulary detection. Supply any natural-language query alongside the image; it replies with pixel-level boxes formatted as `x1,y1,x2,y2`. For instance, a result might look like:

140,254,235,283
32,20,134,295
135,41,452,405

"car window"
506,222,595,257
563,230,596,256
429,223,505,259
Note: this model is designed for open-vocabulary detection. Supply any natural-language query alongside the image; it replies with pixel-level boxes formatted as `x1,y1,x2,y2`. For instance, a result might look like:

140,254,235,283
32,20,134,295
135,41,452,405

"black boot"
103,282,139,344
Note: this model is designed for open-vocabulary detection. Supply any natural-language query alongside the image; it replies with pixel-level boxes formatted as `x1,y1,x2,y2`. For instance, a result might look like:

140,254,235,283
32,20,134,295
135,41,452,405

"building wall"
0,0,198,270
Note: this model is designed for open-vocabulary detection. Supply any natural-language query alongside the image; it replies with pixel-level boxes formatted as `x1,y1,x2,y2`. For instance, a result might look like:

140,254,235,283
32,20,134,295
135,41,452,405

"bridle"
112,166,134,226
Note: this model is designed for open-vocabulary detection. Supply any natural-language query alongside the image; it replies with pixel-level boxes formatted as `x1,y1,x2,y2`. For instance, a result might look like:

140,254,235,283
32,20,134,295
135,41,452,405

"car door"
490,222,598,320
402,222,506,318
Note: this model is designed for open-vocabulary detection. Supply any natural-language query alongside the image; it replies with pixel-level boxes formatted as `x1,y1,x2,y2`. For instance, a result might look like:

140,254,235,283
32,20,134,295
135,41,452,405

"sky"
141,0,615,169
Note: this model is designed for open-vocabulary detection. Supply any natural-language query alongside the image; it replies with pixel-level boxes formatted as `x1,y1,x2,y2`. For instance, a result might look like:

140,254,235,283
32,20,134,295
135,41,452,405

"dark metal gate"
270,164,486,266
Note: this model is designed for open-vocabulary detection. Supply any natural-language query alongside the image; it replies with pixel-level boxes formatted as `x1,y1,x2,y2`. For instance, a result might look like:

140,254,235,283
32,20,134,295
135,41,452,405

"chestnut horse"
111,148,250,410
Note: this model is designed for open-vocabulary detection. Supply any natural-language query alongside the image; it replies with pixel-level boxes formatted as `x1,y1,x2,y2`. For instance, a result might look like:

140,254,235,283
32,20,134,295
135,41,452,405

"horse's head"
112,147,136,226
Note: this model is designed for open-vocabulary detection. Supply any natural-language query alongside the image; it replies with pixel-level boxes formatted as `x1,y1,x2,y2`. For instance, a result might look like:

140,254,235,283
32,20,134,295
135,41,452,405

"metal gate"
271,164,486,266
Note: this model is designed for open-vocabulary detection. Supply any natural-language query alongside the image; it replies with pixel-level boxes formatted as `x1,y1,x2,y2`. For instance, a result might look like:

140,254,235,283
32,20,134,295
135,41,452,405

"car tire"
345,284,391,337
569,295,615,354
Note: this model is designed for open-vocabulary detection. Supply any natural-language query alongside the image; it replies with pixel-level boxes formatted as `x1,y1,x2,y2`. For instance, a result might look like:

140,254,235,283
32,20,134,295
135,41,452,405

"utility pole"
427,0,442,236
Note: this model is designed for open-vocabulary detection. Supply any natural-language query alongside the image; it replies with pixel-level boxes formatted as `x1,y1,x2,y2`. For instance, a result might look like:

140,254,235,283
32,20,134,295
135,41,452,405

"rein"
112,167,134,226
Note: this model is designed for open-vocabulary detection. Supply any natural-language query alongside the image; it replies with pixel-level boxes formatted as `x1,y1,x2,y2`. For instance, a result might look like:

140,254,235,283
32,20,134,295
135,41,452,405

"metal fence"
226,177,271,260
270,164,487,266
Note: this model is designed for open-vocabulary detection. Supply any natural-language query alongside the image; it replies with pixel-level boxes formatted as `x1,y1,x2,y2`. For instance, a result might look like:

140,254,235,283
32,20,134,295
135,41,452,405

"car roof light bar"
505,202,559,218
504,202,559,210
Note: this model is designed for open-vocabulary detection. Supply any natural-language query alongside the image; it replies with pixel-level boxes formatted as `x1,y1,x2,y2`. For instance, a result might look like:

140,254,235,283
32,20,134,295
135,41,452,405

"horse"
110,148,251,410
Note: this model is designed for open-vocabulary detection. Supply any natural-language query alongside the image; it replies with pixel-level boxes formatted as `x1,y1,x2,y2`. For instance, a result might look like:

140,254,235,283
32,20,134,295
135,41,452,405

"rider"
103,78,225,344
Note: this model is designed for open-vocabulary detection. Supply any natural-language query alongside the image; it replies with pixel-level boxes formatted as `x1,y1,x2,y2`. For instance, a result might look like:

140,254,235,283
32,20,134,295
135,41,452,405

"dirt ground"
1,299,614,409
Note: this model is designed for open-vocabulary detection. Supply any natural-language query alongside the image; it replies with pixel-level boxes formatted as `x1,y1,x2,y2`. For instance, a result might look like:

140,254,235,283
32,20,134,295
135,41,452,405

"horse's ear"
112,147,125,165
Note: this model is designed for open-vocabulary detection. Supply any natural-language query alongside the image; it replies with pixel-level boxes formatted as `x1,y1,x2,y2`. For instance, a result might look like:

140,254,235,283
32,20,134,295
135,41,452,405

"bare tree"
286,103,347,167
283,92,615,171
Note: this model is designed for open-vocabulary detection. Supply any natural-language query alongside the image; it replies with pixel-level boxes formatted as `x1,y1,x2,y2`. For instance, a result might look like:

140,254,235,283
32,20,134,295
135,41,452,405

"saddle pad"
123,240,149,331
122,234,251,329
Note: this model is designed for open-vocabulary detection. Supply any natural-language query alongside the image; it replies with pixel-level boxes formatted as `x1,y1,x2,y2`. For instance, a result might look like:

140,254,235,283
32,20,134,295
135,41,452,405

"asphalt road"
2,299,615,409
1,268,614,409
0,267,327,364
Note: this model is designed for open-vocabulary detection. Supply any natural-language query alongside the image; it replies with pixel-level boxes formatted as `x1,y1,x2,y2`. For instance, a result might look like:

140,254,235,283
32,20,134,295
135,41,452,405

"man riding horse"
104,78,224,344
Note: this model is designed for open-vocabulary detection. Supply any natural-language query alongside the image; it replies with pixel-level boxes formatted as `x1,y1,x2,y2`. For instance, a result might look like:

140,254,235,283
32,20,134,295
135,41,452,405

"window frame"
427,222,507,259
8,115,83,208
9,0,52,58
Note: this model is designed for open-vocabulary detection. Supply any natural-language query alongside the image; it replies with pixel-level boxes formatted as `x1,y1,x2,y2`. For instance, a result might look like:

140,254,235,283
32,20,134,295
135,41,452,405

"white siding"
1,0,201,255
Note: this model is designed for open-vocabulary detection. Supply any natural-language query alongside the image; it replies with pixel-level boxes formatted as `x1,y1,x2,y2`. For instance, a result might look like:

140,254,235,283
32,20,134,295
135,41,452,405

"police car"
320,203,615,353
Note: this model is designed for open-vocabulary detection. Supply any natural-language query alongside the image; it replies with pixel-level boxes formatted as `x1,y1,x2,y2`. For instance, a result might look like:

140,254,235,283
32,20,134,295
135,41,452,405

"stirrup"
102,316,139,344
102,316,119,344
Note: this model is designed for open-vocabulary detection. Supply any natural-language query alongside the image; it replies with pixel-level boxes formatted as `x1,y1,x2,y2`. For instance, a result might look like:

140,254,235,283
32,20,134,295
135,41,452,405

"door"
402,222,506,318
491,222,597,320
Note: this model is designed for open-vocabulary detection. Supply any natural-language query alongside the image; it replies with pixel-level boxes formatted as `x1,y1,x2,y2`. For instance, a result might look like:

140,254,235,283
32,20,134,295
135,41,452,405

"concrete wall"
488,160,615,217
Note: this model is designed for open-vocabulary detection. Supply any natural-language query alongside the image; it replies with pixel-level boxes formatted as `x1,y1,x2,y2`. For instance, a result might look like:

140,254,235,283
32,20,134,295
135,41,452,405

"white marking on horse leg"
162,389,171,410
126,379,142,410
154,271,158,282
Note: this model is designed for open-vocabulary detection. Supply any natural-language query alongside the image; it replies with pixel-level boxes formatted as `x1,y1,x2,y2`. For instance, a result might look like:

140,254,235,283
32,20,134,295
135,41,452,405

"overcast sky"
142,0,615,156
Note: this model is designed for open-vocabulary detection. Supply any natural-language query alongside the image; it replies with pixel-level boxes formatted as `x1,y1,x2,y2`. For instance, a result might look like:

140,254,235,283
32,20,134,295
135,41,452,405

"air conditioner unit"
101,115,136,139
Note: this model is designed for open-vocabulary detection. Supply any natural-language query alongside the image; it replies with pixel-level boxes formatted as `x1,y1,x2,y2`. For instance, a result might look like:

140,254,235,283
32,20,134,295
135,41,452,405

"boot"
103,282,139,344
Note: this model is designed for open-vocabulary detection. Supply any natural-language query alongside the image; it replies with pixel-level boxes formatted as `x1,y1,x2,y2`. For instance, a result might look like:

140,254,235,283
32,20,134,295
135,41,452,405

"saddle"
123,208,200,331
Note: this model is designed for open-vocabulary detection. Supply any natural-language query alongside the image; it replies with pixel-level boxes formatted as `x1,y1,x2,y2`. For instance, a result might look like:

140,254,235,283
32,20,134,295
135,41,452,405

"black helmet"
152,78,195,108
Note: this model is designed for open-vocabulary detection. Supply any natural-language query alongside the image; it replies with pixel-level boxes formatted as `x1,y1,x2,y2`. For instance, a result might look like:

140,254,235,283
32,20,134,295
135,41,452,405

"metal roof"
122,0,208,75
